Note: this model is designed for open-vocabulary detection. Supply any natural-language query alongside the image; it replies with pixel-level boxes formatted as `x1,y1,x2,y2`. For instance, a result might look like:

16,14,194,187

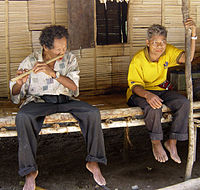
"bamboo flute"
11,54,64,82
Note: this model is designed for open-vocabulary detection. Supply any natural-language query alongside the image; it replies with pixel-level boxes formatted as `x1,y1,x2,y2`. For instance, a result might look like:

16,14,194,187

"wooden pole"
181,0,196,181
161,0,165,26
5,0,10,99
51,0,56,25
156,177,200,190
94,0,97,90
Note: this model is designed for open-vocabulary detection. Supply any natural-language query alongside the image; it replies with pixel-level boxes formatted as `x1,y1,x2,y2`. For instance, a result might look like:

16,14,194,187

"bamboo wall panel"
55,0,67,27
123,44,132,56
78,57,96,90
0,1,6,97
96,57,112,89
96,45,124,57
72,49,96,90
196,28,200,57
167,28,185,47
28,0,52,30
165,6,184,27
32,31,41,51
9,1,32,79
112,56,130,88
130,28,146,46
129,5,161,27
165,0,181,5
191,1,200,6
143,0,161,5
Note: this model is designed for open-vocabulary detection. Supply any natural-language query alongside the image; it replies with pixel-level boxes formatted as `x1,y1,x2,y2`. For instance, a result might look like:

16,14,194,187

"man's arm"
51,71,77,91
178,18,197,63
12,69,29,96
133,85,163,109
32,55,79,92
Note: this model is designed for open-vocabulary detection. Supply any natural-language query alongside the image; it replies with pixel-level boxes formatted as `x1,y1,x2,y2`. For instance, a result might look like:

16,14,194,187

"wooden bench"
0,93,200,137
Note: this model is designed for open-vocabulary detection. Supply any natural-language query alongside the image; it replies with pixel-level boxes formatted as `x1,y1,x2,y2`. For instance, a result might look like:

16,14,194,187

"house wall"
0,0,199,98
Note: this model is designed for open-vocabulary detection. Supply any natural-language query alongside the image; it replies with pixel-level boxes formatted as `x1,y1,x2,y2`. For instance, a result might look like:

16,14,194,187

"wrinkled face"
146,35,167,57
44,37,67,60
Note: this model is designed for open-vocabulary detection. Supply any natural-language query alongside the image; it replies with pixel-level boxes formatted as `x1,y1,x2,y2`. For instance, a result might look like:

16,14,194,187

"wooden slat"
1,105,200,137
1,101,200,128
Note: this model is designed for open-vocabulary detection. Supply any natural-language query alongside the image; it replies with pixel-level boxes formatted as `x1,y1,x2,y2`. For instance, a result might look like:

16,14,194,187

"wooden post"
156,177,200,190
51,0,55,25
5,0,10,99
181,0,196,181
94,0,97,90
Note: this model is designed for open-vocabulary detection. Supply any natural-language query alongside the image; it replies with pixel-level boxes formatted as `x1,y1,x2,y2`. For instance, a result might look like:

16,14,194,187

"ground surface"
0,125,200,190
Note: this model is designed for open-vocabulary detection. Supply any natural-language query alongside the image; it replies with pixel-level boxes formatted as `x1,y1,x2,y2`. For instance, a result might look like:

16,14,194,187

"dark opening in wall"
96,0,128,45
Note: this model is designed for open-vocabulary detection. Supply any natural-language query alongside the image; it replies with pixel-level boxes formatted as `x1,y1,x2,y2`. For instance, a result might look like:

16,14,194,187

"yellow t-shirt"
127,44,184,101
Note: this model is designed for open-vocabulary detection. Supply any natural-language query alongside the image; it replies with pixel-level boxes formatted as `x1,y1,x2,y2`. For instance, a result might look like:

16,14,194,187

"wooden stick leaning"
11,54,64,82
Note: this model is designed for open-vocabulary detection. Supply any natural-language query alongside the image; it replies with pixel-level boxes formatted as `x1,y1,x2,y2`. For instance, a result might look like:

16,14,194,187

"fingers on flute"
16,69,29,84
16,69,28,76
33,62,45,73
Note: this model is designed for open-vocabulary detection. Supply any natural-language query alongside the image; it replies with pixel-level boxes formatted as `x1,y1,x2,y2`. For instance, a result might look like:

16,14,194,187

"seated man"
10,25,107,190
127,18,196,163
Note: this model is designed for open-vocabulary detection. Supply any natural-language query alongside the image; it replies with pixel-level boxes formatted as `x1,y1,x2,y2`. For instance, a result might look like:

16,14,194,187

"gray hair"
147,24,167,40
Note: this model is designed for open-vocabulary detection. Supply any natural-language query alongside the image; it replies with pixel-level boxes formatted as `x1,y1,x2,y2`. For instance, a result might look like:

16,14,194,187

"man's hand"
16,69,29,86
184,18,196,36
145,91,163,109
33,62,55,78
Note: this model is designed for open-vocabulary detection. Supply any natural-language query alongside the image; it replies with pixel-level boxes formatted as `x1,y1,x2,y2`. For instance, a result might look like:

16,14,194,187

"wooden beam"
5,0,10,99
156,177,200,190
1,101,200,137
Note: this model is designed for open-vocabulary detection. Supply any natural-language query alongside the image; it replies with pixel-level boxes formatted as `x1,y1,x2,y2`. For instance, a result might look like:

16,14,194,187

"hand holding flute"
11,54,64,82
11,55,64,96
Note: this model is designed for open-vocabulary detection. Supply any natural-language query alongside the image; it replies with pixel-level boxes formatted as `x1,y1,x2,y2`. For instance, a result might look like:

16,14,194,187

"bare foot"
23,170,38,190
86,162,106,186
151,140,168,163
164,139,181,164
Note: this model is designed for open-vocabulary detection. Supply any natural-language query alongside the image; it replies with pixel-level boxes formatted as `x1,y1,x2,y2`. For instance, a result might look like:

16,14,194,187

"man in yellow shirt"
127,18,196,163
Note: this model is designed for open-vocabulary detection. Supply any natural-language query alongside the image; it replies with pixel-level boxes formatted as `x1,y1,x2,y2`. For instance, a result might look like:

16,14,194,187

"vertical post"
181,0,196,181
94,0,97,91
51,0,56,25
5,0,10,99
161,0,165,26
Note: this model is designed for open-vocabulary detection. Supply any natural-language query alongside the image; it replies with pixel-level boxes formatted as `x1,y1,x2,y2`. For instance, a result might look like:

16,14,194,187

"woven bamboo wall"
0,0,200,98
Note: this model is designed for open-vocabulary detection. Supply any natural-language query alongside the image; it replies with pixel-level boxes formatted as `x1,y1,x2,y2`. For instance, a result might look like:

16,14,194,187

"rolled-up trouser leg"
143,105,163,140
161,91,189,141
57,100,107,165
16,102,58,176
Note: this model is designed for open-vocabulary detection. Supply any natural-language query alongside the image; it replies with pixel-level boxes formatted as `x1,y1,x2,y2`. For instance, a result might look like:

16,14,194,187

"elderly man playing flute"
10,25,107,190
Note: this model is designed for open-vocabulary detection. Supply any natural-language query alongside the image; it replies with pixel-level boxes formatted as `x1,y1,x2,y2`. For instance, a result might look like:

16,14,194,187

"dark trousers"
127,90,190,141
16,100,107,177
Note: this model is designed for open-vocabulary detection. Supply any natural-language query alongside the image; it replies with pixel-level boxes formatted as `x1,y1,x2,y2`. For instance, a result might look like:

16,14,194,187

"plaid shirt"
10,49,80,106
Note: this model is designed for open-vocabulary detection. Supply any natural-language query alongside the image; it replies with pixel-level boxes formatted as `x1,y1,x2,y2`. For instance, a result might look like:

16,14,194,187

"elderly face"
43,37,67,60
146,35,167,58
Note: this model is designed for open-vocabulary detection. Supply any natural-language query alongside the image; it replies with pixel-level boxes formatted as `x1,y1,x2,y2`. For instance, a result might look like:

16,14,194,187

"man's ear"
43,45,48,51
146,39,149,47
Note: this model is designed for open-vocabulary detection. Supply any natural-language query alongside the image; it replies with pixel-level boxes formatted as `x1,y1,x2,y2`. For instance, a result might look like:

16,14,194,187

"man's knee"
87,106,100,117
16,111,33,129
144,106,162,118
